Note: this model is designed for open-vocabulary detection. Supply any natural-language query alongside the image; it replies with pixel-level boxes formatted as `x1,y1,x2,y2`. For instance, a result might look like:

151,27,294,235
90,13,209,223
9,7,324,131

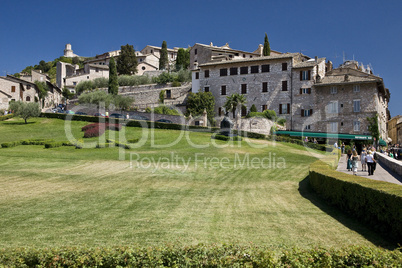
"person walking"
346,149,352,171
365,150,376,176
341,142,345,154
360,147,367,172
350,150,359,175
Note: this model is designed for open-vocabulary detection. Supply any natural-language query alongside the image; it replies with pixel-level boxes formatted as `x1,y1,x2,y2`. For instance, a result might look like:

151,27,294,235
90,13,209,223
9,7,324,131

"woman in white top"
365,150,376,176
360,148,367,172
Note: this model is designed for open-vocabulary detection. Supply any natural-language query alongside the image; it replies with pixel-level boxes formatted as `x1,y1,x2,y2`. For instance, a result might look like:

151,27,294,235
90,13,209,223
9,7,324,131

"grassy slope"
0,118,393,248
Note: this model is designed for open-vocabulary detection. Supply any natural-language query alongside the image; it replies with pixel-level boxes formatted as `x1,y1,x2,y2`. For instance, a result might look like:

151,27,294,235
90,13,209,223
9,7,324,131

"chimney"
315,56,318,63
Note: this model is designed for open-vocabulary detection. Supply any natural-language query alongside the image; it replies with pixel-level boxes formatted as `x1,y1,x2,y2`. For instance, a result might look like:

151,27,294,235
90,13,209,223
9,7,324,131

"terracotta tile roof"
293,58,325,68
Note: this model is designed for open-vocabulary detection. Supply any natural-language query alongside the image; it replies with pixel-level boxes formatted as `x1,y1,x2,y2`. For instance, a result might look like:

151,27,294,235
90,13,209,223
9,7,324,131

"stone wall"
376,152,402,178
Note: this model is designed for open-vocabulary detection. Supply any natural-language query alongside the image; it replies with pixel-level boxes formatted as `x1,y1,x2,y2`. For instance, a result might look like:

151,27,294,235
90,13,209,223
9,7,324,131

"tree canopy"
159,41,168,70
9,101,41,124
186,91,215,123
224,93,247,118
175,48,190,70
263,33,271,56
108,57,119,95
116,44,138,75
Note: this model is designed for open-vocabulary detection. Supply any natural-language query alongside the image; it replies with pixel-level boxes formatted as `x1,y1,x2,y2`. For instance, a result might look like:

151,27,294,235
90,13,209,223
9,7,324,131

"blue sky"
1,0,401,116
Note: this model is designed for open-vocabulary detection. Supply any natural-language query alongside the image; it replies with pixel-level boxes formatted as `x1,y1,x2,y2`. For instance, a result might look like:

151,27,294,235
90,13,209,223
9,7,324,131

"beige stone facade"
388,115,402,144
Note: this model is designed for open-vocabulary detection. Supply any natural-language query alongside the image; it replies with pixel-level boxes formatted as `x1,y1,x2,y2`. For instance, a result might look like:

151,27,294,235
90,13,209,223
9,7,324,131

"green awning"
379,138,387,146
274,131,373,140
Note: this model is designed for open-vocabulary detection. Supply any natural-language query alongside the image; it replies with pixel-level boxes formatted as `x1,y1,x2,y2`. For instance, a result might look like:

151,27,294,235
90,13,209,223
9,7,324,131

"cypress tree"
263,33,271,56
159,41,168,70
108,57,118,95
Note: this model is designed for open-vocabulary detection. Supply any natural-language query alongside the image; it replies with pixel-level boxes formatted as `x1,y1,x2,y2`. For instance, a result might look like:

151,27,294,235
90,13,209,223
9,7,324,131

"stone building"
191,43,389,139
388,115,402,145
0,75,62,110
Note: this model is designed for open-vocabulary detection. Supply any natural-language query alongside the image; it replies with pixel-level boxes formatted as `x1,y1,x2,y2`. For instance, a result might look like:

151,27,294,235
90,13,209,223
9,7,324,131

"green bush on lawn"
0,245,400,267
309,158,402,242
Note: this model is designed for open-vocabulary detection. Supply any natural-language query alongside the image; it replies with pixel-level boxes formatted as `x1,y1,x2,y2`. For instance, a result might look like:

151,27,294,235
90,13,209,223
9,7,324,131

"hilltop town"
0,41,401,145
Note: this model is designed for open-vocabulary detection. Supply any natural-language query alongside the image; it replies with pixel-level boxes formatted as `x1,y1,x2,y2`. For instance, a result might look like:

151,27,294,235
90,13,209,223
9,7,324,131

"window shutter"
287,104,290,114
279,104,282,114
300,88,302,94
308,88,311,94
300,71,302,81
308,70,311,80
301,109,304,117
310,109,313,115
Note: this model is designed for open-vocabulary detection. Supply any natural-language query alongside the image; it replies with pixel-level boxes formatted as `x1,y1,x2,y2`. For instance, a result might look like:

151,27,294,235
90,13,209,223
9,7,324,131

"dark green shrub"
44,141,64,148
212,134,242,141
0,114,14,121
127,138,139,143
171,81,181,87
1,141,22,148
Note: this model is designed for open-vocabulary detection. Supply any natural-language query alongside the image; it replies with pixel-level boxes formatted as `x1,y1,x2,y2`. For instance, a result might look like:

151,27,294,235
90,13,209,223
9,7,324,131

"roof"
275,131,373,140
88,64,109,70
199,52,304,67
0,89,12,98
191,43,261,56
293,58,325,69
5,75,36,86
314,68,382,86
142,45,179,53
138,61,158,69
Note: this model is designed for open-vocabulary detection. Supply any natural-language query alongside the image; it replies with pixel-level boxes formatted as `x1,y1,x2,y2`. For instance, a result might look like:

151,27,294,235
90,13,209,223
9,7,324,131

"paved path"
337,154,402,185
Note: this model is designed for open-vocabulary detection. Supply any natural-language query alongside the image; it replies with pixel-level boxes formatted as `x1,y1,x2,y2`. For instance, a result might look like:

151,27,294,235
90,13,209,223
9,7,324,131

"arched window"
26,96,31,102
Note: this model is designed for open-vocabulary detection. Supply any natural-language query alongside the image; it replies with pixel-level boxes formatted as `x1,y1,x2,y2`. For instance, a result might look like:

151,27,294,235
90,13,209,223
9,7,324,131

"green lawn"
0,117,393,249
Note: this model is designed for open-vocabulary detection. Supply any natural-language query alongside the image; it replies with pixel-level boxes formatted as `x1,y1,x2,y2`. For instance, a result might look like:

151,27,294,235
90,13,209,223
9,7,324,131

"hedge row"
1,138,54,148
268,135,333,151
212,134,242,141
0,245,400,267
107,139,131,149
0,114,14,121
309,159,402,243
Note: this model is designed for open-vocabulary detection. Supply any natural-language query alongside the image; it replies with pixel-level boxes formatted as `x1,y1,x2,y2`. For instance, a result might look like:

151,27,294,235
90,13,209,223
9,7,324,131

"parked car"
75,111,87,115
109,113,124,119
156,119,173,124
130,114,149,121
66,110,75,114
94,113,106,117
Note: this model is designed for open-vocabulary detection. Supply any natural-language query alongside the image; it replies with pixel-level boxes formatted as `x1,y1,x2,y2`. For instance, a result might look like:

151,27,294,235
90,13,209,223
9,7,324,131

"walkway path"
336,154,402,185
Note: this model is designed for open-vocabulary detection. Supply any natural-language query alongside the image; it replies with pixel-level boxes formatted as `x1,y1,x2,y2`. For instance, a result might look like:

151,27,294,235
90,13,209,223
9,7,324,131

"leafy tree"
367,114,379,141
159,90,165,104
175,48,190,70
186,92,215,123
224,93,247,118
112,94,134,111
78,90,113,108
108,57,119,95
76,80,94,94
62,87,74,100
9,101,41,124
263,33,271,56
34,81,48,108
116,44,138,75
159,41,168,70
250,104,257,113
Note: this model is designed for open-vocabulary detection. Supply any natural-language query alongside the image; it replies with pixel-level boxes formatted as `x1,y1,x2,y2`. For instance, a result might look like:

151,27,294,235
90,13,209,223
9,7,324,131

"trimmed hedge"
309,158,402,243
44,141,73,148
0,245,400,267
107,139,131,149
1,139,54,148
0,114,14,121
268,135,332,151
212,134,242,141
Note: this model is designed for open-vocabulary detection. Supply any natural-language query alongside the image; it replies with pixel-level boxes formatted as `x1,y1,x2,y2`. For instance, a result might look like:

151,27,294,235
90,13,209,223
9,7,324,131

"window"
26,96,31,102
166,90,171,99
282,80,288,91
241,84,247,94
218,107,222,116
282,62,288,71
353,99,361,112
142,66,146,70
330,87,337,94
204,70,209,78
261,64,270,72
328,101,338,113
243,54,246,58
220,68,227,76
96,68,99,72
279,103,290,114
230,67,238,75
262,105,267,111
87,76,89,79
73,82,77,86
300,88,311,94
300,70,311,81
195,72,199,79
354,121,360,131
221,85,227,95
194,49,197,55
11,86,15,92
329,122,338,133
262,82,268,92
26,85,31,89
305,125,311,130
204,86,209,92
353,85,360,92
301,109,313,117
250,66,259,73
240,66,248,75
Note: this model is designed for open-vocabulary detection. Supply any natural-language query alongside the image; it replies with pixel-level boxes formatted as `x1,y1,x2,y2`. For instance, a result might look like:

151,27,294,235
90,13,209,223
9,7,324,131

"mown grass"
0,117,394,249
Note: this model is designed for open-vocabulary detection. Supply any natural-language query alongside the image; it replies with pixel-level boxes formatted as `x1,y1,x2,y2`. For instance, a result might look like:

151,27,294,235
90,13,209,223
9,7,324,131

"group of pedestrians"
346,146,377,176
